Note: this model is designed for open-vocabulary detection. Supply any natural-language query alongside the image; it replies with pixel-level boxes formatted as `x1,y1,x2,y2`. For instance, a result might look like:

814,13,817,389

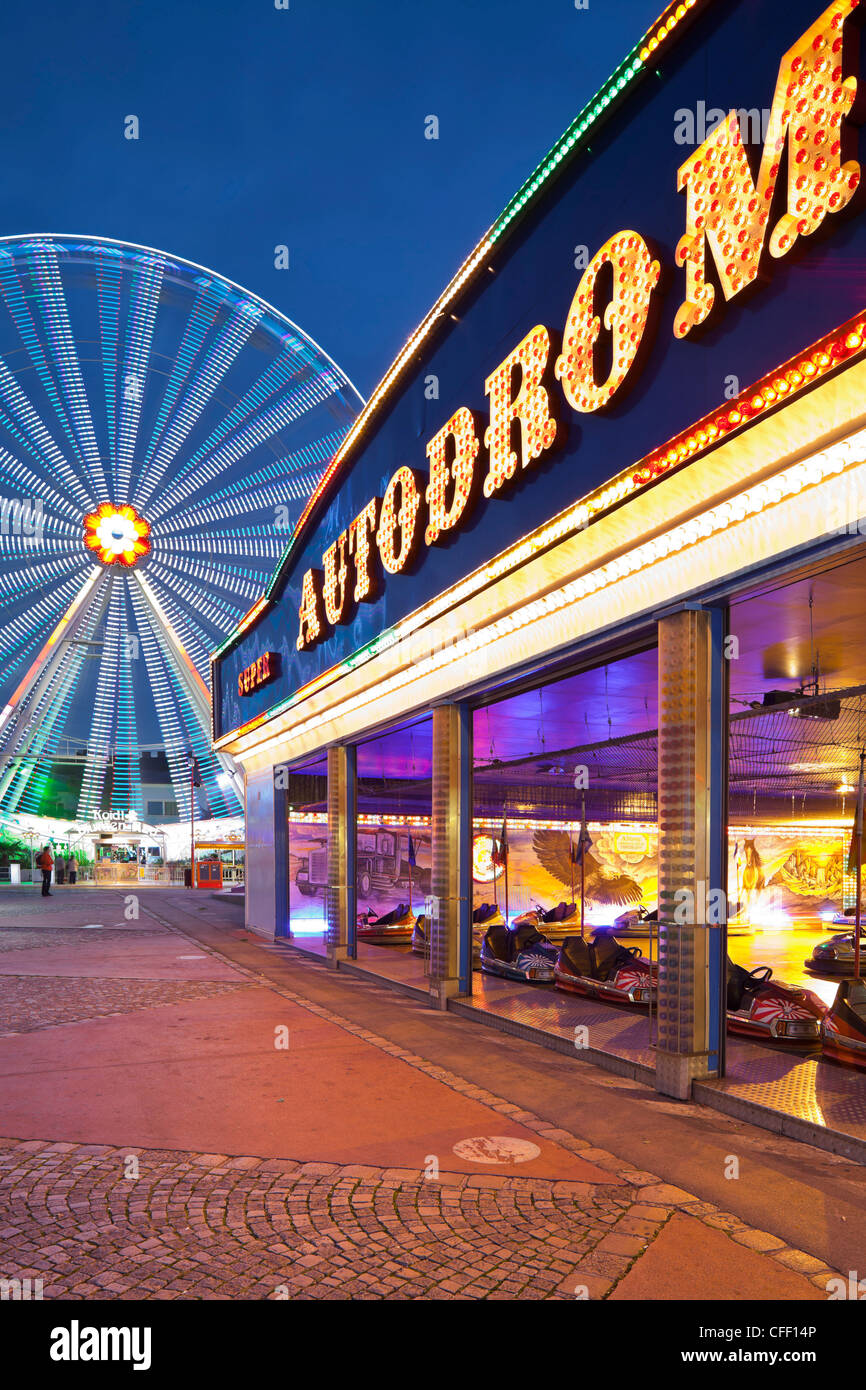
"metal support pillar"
274,776,289,939
326,744,357,966
429,704,472,1008
655,605,728,1099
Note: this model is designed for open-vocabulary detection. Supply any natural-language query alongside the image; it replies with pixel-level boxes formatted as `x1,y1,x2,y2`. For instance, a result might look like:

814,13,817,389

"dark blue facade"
215,0,865,739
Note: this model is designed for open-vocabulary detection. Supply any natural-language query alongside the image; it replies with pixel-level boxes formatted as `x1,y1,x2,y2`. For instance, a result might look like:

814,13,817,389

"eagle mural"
532,829,643,907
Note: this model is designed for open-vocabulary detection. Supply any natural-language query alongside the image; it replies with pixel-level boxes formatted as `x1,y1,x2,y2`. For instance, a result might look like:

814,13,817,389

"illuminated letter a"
296,568,323,650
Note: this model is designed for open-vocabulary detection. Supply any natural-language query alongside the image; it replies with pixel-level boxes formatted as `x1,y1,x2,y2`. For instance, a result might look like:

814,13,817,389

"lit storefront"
213,0,866,1135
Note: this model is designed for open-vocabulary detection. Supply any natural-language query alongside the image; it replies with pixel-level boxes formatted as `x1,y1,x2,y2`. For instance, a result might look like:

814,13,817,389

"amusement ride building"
212,0,866,1132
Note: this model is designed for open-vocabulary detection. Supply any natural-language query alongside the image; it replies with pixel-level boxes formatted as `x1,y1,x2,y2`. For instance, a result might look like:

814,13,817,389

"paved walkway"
0,888,860,1300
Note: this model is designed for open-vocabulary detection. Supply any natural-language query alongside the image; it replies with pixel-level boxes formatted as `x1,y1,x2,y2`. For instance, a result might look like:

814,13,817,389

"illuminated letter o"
555,230,660,413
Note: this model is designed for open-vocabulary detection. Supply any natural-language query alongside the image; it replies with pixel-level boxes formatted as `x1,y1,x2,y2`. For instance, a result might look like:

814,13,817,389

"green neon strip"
214,2,701,670
211,634,238,661
491,50,645,243
265,536,294,599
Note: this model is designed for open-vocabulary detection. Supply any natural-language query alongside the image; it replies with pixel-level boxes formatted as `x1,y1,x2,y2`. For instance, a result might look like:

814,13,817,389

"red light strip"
630,312,866,490
215,306,866,748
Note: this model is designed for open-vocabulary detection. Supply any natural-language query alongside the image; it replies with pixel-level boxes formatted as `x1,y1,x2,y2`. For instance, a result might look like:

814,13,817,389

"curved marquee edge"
209,0,711,663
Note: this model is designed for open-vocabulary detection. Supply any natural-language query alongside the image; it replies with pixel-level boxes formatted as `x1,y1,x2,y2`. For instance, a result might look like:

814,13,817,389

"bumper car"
806,926,866,976
612,903,750,938
479,919,559,983
554,929,655,1004
411,912,429,955
824,905,866,925
512,901,578,943
726,959,825,1042
821,978,866,1066
357,902,414,944
610,904,656,938
412,904,509,966
471,902,504,964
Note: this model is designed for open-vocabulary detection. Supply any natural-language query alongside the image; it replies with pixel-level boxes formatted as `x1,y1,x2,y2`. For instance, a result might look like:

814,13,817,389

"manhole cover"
452,1136,541,1165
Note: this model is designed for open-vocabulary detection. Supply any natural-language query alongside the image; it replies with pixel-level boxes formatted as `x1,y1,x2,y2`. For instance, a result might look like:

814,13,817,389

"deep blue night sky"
0,0,660,398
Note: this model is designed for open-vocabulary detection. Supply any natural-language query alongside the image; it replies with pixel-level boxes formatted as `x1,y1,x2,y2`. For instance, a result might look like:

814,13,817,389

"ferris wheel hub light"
83,503,151,567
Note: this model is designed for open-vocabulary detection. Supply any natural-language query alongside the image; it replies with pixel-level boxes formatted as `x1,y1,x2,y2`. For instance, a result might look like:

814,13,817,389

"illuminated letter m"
675,0,862,338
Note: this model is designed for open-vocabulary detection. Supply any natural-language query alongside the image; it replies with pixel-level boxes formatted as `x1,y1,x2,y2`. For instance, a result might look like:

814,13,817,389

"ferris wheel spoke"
114,255,164,506
0,570,92,682
140,343,335,519
0,251,95,499
149,549,268,607
154,424,348,532
133,568,221,718
110,584,143,814
132,298,263,511
135,571,211,678
155,532,284,565
95,247,122,487
135,585,229,674
129,580,198,819
1,578,105,813
155,489,296,533
132,277,232,496
0,369,92,513
144,562,245,649
152,570,270,639
0,536,83,565
129,578,238,818
137,580,231,688
0,647,80,810
0,492,83,539
1,664,81,812
0,552,86,600
27,243,110,503
195,424,345,505
76,576,124,819
148,369,341,522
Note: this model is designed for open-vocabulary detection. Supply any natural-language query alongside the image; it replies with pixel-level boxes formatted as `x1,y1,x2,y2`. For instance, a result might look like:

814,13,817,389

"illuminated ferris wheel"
0,235,362,824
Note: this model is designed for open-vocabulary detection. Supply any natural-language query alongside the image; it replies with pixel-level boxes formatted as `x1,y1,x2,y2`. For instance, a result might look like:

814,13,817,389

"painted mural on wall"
289,819,432,929
472,826,851,927
471,826,658,927
729,832,849,924
287,818,851,933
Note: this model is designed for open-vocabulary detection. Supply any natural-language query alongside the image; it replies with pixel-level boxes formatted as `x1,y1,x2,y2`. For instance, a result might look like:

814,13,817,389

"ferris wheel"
0,234,362,825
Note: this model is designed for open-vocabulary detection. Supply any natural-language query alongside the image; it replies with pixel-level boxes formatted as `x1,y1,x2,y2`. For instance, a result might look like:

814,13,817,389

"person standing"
66,853,77,886
36,845,53,897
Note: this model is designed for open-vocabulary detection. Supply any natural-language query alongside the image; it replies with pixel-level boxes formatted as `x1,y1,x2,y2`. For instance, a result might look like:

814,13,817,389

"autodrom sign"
293,0,862,654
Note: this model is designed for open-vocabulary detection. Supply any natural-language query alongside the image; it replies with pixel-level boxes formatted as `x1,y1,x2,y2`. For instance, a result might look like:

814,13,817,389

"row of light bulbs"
244,424,866,764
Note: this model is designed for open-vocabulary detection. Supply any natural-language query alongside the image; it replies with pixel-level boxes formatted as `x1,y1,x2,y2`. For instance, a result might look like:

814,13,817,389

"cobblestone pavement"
0,975,254,1034
0,1134,839,1301
0,894,136,922
0,1139,641,1300
0,929,160,954
0,890,850,1300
